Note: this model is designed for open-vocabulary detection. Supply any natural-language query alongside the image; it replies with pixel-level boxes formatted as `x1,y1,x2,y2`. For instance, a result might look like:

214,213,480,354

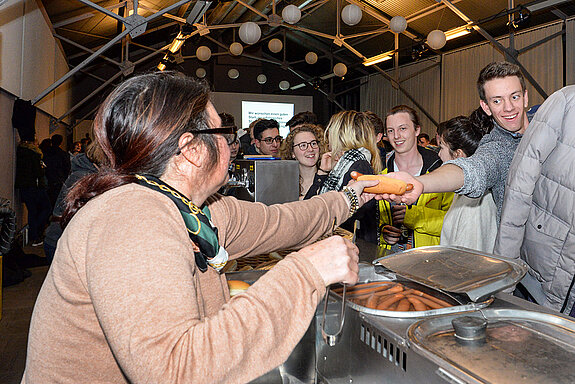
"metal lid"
408,309,575,384
373,246,528,302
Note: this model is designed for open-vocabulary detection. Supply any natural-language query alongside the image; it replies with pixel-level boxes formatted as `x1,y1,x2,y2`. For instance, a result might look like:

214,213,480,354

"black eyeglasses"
260,135,283,145
293,140,319,151
195,127,237,145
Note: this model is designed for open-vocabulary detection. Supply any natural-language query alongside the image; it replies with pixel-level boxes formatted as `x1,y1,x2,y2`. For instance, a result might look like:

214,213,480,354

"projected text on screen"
242,101,294,137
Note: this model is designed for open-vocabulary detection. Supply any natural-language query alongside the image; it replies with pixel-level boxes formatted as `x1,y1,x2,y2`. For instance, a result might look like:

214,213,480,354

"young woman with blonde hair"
307,110,382,197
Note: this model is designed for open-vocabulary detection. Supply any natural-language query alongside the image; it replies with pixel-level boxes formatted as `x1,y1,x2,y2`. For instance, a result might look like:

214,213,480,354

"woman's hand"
300,236,359,286
381,225,401,245
318,152,334,174
345,179,382,207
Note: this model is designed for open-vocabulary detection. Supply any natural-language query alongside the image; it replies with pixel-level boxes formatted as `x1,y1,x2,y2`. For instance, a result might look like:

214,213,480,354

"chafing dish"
316,246,575,383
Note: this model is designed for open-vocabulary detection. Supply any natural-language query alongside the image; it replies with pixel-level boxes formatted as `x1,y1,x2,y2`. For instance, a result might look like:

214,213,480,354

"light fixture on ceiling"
157,56,169,71
230,42,243,56
305,52,318,64
239,22,261,45
389,16,407,34
168,32,187,54
341,4,362,26
363,51,394,66
279,80,290,90
426,29,447,50
228,69,240,79
445,25,472,41
333,63,347,77
268,38,283,53
196,46,212,61
257,74,267,84
196,68,207,78
282,4,301,24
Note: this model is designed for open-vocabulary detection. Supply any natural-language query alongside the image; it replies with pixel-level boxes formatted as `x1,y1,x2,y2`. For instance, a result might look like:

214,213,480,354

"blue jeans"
19,187,51,243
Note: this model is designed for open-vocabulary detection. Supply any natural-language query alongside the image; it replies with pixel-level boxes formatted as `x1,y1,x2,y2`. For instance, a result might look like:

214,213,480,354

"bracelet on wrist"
342,186,359,216
317,167,329,174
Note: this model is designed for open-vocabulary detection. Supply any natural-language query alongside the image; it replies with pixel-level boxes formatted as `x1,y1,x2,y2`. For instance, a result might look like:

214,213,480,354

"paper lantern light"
333,63,347,77
341,4,362,26
257,74,267,84
195,68,206,78
389,16,407,34
239,22,261,45
279,80,290,90
426,30,447,50
229,42,243,56
268,38,283,53
196,46,211,61
282,4,301,24
305,52,318,64
228,69,239,79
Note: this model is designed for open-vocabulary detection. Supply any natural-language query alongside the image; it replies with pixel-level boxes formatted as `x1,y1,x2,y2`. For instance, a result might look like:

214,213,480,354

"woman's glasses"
293,140,319,151
195,127,237,145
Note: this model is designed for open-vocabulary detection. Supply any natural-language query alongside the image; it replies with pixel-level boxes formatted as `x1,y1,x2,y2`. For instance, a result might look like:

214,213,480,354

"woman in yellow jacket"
378,105,453,251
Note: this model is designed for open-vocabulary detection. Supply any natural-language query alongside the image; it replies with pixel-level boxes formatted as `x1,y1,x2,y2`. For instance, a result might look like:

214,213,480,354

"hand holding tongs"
321,220,360,347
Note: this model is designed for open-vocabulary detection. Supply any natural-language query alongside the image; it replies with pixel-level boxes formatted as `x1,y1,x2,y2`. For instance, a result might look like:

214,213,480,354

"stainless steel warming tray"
315,246,575,384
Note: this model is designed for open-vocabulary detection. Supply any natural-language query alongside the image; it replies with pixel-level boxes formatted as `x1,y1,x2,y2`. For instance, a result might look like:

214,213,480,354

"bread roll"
228,280,251,297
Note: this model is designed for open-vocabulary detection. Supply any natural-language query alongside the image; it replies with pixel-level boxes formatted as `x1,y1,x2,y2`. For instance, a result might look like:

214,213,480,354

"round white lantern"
238,22,261,45
268,38,283,53
426,29,447,50
257,74,267,84
389,15,407,34
341,4,362,26
196,46,211,61
279,80,290,90
333,63,347,77
195,67,206,78
228,69,239,79
229,42,243,56
305,52,318,64
282,4,301,24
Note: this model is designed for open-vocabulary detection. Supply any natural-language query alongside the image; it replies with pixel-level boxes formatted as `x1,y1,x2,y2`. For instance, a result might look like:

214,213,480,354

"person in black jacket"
43,134,71,207
43,143,102,263
15,137,51,246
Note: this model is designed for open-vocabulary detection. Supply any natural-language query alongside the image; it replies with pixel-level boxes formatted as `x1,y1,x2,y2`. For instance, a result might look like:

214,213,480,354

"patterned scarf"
319,147,372,194
135,174,228,272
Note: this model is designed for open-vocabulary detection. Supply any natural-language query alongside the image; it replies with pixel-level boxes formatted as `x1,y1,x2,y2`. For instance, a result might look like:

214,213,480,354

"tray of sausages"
331,280,492,318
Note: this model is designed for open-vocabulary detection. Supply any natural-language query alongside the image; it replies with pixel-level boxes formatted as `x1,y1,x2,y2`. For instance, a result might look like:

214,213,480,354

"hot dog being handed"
350,171,414,195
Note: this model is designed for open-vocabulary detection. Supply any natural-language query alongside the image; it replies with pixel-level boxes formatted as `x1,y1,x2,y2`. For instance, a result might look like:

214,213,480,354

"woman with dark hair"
22,72,379,384
437,115,497,252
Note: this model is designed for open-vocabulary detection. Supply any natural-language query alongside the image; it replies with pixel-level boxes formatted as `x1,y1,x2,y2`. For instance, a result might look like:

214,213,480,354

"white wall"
0,0,72,226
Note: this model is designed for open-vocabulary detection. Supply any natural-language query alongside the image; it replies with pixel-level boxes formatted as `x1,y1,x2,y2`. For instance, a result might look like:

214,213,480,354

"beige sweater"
22,184,349,384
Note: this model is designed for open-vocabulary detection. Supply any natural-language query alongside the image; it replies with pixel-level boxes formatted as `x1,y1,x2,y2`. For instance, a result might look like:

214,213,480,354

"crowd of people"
13,61,575,382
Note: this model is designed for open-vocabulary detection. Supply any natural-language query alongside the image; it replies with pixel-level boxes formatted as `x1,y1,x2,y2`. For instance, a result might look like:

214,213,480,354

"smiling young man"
377,105,452,251
253,119,282,157
386,61,533,224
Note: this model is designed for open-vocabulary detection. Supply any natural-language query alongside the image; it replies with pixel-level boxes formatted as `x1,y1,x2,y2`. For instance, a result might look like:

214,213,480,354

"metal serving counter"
234,246,575,384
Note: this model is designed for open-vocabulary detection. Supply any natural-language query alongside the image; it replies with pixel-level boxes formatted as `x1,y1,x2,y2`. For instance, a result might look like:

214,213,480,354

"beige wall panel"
53,48,72,124
0,0,24,95
21,0,55,114
0,92,16,204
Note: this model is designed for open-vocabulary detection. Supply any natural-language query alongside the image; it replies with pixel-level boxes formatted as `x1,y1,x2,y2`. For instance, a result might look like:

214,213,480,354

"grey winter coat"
495,85,575,314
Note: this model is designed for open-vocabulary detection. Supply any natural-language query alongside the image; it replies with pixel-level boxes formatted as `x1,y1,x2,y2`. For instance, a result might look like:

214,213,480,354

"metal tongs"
321,220,360,346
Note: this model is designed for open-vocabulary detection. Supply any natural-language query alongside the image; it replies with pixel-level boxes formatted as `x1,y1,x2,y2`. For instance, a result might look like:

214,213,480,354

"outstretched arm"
382,164,464,205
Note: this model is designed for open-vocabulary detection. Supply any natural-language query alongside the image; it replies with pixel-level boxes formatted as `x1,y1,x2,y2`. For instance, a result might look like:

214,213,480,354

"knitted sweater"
22,184,350,384
447,123,520,224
